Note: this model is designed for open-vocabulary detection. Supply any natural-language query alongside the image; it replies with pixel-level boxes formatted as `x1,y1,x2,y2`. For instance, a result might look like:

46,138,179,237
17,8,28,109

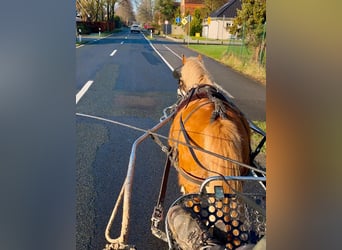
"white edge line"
145,35,234,99
110,49,117,56
163,45,182,60
76,80,94,104
143,34,174,72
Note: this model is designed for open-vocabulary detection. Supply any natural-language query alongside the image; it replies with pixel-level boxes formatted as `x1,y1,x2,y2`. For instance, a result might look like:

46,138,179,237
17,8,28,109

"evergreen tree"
230,0,266,62
157,0,176,22
190,9,203,36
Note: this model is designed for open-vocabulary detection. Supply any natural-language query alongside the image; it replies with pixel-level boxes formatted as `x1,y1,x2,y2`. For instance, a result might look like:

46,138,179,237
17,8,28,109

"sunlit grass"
188,44,266,85
251,121,266,154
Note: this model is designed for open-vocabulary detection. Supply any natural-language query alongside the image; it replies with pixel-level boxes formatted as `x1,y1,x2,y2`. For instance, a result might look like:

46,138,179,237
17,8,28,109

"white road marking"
76,80,94,104
110,49,117,56
143,34,174,71
163,45,182,60
146,36,234,99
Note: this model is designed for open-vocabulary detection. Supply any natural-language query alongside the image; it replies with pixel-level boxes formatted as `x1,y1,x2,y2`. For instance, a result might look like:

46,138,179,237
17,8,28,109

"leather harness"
170,84,249,186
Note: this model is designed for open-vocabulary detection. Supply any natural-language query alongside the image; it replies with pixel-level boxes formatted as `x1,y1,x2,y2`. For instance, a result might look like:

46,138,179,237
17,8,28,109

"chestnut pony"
169,55,251,195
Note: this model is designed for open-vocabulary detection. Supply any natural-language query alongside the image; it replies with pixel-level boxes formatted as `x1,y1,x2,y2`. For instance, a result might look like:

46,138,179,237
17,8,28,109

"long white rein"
76,112,266,175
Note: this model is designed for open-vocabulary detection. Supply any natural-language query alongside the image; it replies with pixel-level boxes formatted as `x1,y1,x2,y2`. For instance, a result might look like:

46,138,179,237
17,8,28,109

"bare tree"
136,0,154,24
76,0,94,21
204,0,227,13
76,0,109,22
116,0,136,25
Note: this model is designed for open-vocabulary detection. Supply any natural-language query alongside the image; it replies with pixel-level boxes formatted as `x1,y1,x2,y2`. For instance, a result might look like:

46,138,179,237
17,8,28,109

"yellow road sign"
181,18,188,25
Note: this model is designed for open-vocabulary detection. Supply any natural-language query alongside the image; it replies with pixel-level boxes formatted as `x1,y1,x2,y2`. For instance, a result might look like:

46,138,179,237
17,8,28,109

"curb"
76,33,113,48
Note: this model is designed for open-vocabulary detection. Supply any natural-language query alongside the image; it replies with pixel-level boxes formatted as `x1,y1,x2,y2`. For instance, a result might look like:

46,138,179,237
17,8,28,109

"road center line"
76,80,94,104
110,49,117,56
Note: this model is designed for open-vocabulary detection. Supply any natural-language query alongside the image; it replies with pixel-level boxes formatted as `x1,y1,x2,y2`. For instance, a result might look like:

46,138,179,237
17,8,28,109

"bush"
190,9,202,36
190,22,202,36
76,22,91,35
114,16,122,28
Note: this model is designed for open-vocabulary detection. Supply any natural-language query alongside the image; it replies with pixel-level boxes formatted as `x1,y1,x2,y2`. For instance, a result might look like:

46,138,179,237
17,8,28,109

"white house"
202,0,241,40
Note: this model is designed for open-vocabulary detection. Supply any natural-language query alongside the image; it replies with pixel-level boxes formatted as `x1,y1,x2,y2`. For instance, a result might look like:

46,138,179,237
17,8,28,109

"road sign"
175,17,180,24
187,15,192,22
207,17,211,24
181,18,188,25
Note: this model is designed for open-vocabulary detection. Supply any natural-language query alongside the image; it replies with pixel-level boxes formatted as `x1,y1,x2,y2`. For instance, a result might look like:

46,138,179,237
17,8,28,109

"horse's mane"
181,56,214,90
181,56,233,100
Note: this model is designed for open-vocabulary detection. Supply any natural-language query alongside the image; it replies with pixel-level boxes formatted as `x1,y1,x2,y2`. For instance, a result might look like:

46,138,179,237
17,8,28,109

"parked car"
130,24,141,33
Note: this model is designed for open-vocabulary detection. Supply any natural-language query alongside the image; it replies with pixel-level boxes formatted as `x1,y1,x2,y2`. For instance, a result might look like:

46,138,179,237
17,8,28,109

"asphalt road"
146,35,265,121
76,29,266,250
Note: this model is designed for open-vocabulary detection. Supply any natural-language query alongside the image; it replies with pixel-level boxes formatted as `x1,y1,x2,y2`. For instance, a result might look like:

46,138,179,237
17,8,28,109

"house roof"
210,0,242,18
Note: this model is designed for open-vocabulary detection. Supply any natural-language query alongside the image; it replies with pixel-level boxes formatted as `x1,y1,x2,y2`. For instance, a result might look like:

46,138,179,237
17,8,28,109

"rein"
178,113,227,185
175,84,218,112
172,84,246,188
170,86,266,215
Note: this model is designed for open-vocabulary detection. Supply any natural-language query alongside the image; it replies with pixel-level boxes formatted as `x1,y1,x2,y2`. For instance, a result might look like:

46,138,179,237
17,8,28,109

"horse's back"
169,99,250,194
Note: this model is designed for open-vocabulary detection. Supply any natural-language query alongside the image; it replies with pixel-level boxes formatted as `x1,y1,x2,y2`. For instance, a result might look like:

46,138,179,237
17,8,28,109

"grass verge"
251,121,266,154
188,44,266,85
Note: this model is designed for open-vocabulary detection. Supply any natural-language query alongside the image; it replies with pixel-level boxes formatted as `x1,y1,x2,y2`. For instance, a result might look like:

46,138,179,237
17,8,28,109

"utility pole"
222,15,225,42
187,15,191,47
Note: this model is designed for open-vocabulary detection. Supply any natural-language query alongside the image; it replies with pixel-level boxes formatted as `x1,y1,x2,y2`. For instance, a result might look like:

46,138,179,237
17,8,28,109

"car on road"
130,24,141,33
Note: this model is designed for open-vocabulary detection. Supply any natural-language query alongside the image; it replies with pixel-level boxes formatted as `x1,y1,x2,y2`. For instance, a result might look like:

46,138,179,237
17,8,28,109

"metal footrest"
165,177,266,250
166,191,265,250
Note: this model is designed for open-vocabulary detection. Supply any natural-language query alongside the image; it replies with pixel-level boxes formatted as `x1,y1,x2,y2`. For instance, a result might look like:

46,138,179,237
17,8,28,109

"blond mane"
180,55,214,91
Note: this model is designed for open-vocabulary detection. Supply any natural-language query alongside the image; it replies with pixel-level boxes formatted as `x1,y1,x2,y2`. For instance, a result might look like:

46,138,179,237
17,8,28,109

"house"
202,0,241,40
180,0,205,16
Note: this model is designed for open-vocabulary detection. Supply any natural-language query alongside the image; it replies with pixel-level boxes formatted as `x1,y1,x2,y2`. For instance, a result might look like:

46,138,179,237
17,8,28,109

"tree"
76,0,118,24
204,0,228,14
116,0,136,25
76,0,98,21
155,0,176,22
105,0,117,22
190,9,203,36
136,0,154,24
230,0,266,62
173,6,181,24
